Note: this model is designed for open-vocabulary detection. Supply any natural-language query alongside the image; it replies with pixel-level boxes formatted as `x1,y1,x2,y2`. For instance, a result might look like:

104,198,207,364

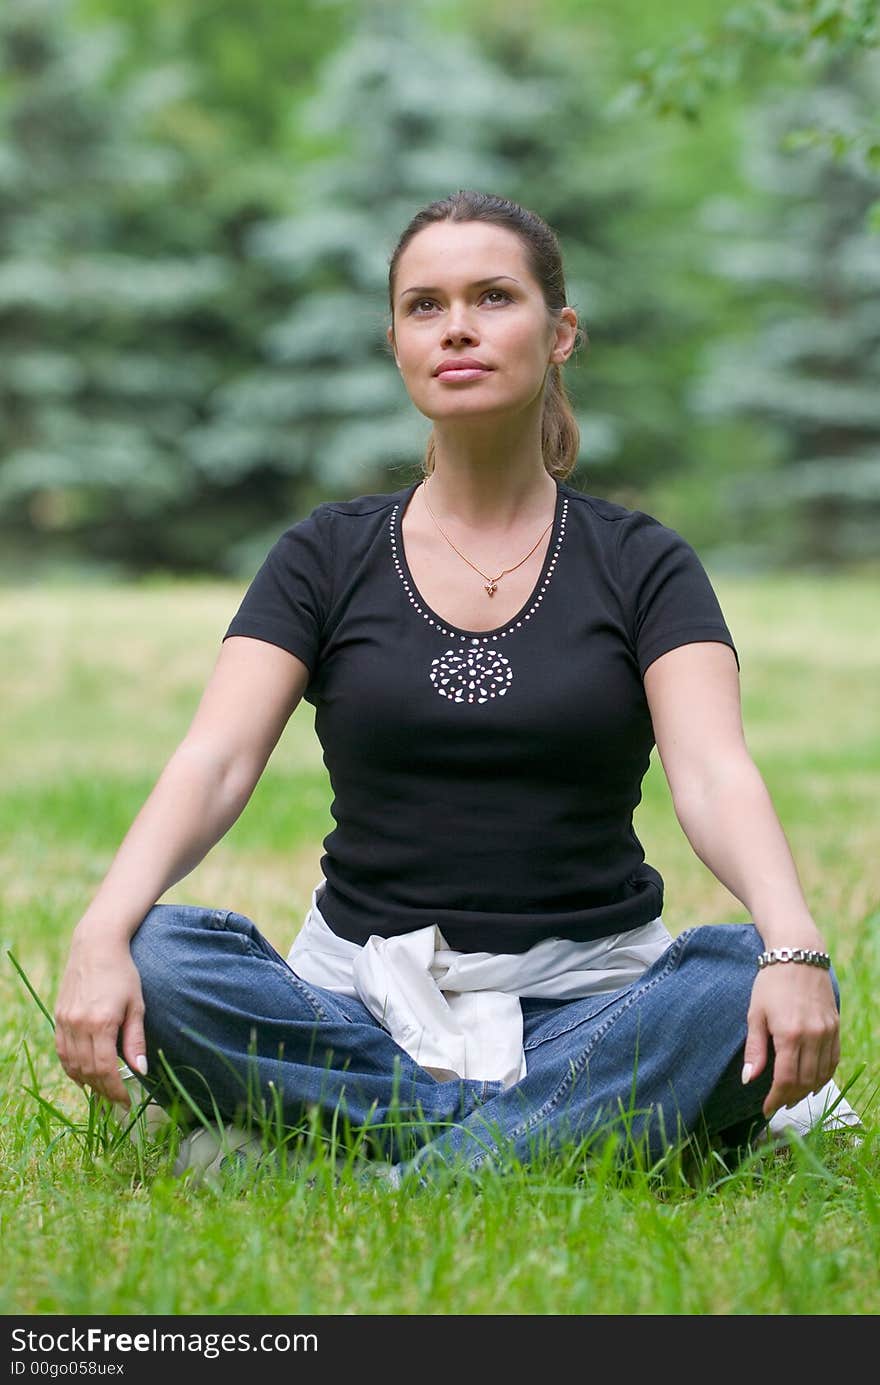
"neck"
424,419,556,531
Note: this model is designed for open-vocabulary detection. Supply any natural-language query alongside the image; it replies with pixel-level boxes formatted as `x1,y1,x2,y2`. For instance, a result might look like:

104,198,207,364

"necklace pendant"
485,580,497,596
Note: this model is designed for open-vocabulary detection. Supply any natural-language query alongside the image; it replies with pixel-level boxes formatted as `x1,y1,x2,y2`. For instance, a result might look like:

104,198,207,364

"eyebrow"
398,275,520,303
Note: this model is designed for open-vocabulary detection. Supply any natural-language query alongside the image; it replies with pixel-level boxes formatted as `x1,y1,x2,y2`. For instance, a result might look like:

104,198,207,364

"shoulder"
270,483,412,549
321,484,412,520
559,483,692,558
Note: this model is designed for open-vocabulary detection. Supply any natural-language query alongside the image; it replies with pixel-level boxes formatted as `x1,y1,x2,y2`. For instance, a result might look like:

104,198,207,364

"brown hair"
387,190,587,481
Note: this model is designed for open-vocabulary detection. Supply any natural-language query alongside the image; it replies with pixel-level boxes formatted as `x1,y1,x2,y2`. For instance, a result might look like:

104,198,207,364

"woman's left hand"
743,964,840,1118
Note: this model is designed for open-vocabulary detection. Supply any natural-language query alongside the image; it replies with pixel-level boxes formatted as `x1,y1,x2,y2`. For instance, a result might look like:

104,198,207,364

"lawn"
1,573,877,1316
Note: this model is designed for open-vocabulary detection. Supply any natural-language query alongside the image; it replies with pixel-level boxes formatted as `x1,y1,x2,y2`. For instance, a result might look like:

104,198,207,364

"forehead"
396,220,531,286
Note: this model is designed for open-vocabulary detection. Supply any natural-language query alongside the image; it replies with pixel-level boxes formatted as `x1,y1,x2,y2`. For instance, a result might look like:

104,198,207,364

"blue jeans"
128,905,840,1181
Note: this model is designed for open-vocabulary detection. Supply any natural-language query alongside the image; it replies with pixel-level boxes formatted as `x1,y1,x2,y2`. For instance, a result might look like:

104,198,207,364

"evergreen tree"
0,0,724,574
0,0,302,574
688,48,880,564
73,0,350,150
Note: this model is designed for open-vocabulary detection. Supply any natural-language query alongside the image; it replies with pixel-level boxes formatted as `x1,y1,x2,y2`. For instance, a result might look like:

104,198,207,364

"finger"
120,1010,148,1086
796,1040,821,1098
80,1032,119,1104
55,1022,71,1075
813,1034,837,1096
742,1016,768,1085
90,1032,130,1106
763,1042,800,1118
57,1033,86,1090
805,1008,839,1094
78,1032,102,1094
62,1024,91,1091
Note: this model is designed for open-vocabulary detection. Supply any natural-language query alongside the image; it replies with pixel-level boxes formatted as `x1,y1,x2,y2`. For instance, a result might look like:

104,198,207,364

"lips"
434,358,492,375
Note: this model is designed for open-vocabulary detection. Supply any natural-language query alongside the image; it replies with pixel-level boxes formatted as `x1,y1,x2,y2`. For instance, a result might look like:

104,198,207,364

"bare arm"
643,641,839,1117
55,636,310,1106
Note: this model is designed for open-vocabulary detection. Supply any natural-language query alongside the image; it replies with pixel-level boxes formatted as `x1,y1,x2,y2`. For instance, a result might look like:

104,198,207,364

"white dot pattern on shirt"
429,645,513,703
389,494,569,704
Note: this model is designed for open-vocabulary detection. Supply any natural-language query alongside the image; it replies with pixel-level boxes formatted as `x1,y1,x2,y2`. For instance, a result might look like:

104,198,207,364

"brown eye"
409,288,511,315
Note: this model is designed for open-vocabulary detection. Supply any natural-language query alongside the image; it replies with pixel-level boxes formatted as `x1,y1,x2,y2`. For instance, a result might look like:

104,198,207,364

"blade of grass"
21,1084,84,1136
6,950,55,1029
21,1040,52,1146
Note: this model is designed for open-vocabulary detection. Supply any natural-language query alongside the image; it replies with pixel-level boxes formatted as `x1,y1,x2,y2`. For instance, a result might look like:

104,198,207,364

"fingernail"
741,1063,753,1085
135,1055,148,1075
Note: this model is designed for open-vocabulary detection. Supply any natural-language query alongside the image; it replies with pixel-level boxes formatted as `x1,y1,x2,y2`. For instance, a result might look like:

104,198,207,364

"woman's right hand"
54,928,148,1108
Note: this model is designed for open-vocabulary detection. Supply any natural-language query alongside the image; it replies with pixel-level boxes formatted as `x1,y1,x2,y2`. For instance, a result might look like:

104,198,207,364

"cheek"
396,333,431,370
504,318,549,362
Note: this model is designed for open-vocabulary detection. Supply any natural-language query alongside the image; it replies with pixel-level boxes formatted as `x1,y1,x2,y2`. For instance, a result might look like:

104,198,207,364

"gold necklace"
421,478,554,597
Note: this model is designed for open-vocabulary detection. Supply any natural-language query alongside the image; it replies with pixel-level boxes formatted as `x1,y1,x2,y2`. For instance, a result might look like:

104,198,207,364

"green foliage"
0,0,721,574
613,0,880,287
686,48,880,564
620,0,880,224
2,0,878,574
0,0,314,574
73,0,351,149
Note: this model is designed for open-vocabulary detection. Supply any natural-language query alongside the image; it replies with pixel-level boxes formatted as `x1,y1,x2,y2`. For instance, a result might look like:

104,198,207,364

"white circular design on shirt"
430,646,513,704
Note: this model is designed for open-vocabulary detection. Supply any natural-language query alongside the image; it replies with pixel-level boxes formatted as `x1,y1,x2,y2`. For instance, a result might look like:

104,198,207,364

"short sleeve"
616,511,739,678
221,506,333,675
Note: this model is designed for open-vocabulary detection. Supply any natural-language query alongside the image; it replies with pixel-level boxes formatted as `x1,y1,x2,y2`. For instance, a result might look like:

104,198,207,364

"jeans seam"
279,966,332,1022
523,990,625,1053
468,927,696,1171
209,908,331,1022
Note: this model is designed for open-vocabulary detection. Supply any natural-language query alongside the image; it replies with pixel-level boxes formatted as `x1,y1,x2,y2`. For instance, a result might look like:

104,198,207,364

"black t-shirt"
223,478,738,953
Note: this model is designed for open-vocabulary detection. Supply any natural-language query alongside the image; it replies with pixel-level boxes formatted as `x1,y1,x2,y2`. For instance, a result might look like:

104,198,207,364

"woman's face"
388,220,574,425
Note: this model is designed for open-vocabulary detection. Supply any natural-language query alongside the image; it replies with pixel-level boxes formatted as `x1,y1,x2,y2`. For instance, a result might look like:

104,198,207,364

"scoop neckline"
392,478,566,640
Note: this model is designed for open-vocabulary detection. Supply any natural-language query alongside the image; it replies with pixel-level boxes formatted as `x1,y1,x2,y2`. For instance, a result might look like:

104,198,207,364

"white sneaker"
172,1127,403,1192
766,1079,863,1142
172,1124,272,1191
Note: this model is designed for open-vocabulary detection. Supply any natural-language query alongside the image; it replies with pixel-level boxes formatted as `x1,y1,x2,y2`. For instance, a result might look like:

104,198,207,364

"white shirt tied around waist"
286,879,674,1089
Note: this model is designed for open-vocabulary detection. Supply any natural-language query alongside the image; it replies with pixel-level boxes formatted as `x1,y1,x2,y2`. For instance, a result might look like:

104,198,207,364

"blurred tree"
0,0,684,575
614,0,880,233
0,0,328,574
2,0,802,575
687,48,880,564
73,0,350,151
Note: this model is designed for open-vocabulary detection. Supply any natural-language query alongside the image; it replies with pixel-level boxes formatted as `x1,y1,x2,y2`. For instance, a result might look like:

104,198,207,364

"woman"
55,190,848,1188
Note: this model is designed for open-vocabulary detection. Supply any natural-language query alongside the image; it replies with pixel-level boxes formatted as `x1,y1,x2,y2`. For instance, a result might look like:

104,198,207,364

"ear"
387,325,400,368
550,308,579,366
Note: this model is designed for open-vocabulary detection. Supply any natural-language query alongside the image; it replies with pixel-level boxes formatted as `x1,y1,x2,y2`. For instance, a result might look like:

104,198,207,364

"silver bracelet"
757,947,831,971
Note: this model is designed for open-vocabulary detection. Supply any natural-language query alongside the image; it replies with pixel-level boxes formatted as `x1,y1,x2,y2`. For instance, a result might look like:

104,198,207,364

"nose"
442,307,479,348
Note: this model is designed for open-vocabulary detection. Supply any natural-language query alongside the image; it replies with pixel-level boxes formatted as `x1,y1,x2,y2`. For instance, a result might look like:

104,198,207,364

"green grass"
1,574,877,1316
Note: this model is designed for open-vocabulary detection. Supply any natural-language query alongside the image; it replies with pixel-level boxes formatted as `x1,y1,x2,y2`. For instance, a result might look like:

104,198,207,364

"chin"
415,388,528,420
420,406,514,428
